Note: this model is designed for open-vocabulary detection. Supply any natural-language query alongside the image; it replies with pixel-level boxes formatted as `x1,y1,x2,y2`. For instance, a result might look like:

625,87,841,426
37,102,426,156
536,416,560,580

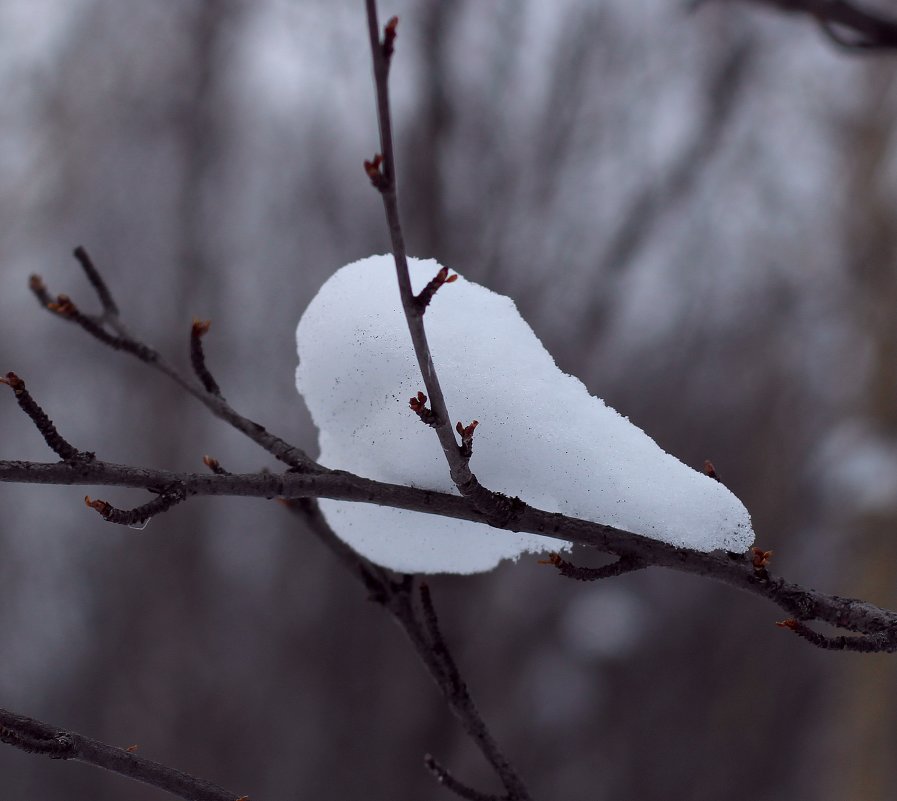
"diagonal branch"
281,498,527,800
0,372,94,462
0,708,244,801
424,753,503,801
722,0,897,50
31,248,319,472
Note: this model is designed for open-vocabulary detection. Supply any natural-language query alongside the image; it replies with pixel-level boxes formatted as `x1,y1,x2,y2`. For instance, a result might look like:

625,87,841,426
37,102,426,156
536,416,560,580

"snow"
295,255,754,574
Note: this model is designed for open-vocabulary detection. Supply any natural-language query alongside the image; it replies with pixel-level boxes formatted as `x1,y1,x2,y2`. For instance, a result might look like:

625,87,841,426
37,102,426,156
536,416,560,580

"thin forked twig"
723,0,897,50
368,572,532,801
280,498,526,800
31,247,319,472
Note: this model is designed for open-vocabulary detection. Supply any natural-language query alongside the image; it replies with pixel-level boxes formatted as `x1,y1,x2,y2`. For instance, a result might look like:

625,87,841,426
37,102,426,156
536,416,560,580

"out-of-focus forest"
1,0,897,798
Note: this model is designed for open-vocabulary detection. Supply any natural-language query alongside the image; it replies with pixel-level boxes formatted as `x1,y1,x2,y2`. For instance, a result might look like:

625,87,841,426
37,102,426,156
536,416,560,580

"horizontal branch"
2,457,895,643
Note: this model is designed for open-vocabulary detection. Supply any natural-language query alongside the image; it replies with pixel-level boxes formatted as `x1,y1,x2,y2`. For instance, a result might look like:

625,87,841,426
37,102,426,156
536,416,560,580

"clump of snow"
296,255,754,574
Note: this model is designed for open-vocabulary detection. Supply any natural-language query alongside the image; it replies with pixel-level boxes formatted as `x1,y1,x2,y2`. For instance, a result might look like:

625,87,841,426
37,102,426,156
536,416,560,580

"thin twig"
73,245,119,316
279,499,529,800
372,575,532,801
419,581,463,692
541,552,647,582
722,0,897,50
776,619,897,652
0,708,244,801
0,372,94,462
85,483,187,527
424,754,503,801
364,2,495,505
190,319,223,398
30,248,319,472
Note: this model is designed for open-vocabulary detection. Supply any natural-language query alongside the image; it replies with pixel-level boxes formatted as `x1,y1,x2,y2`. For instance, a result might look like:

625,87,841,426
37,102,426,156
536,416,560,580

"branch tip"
382,16,399,61
409,390,438,426
456,419,479,458
0,372,24,390
202,455,231,476
191,318,212,337
415,266,458,311
190,319,223,398
85,495,111,517
703,460,720,481
47,294,78,317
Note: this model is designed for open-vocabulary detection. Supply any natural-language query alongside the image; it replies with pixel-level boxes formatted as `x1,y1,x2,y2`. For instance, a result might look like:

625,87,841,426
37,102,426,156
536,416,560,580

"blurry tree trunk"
828,61,897,801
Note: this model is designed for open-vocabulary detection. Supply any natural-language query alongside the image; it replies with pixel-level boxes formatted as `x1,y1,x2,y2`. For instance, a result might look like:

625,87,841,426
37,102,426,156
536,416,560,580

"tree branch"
30,248,319,472
279,498,528,800
2,456,897,647
721,0,897,50
0,709,245,801
364,2,500,510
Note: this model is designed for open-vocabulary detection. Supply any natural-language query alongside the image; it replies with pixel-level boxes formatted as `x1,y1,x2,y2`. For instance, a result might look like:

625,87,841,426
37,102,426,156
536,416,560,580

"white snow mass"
296,255,754,574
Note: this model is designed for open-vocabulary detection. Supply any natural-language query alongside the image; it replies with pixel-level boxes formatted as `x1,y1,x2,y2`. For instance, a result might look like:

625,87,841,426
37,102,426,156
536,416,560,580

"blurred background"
1,0,896,798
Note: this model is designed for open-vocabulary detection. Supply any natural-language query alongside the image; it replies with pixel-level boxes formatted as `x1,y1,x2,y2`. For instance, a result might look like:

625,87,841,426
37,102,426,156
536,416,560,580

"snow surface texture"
296,255,754,574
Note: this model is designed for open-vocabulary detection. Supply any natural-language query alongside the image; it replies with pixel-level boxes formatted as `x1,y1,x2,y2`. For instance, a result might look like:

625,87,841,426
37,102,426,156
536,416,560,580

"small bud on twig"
409,390,438,426
382,16,399,62
455,419,479,458
703,460,720,482
751,546,773,570
47,294,78,317
364,154,387,190
191,318,212,337
202,454,231,476
415,266,458,312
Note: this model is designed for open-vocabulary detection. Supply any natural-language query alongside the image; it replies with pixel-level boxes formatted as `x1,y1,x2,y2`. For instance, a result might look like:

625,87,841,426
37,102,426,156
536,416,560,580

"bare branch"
364,1,496,505
0,372,94,462
370,575,532,800
0,708,244,801
190,319,223,398
541,551,648,582
281,499,528,799
85,482,187,528
73,245,119,317
722,0,897,50
31,248,319,472
776,619,897,652
424,754,503,801
2,456,894,642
